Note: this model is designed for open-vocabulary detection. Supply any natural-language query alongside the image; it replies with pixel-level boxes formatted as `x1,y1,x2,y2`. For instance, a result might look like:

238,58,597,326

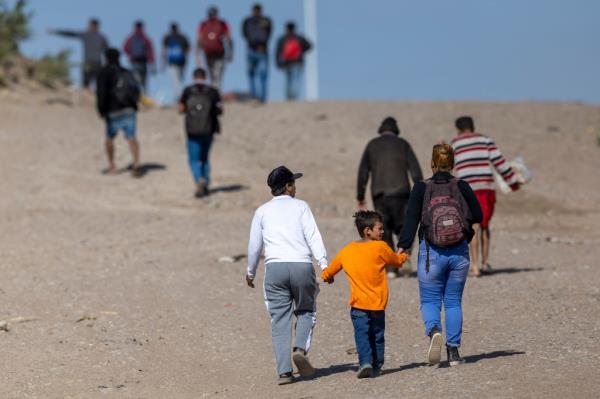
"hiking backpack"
185,85,215,136
129,34,147,61
201,20,226,55
166,37,185,65
112,68,140,107
281,36,302,62
420,178,471,247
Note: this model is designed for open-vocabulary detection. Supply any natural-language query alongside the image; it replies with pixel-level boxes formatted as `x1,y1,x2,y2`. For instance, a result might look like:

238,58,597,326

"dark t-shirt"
179,83,222,135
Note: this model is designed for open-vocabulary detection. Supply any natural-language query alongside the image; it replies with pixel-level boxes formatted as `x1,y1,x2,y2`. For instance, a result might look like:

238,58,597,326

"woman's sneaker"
446,346,466,366
292,348,315,377
277,372,294,385
357,364,373,379
427,328,443,365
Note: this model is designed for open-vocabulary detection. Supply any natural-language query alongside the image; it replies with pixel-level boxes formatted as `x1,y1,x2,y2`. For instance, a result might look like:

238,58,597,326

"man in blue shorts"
96,48,142,176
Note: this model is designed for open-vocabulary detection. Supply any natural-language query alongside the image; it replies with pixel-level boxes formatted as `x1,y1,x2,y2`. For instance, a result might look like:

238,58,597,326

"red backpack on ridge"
201,20,227,56
281,36,302,62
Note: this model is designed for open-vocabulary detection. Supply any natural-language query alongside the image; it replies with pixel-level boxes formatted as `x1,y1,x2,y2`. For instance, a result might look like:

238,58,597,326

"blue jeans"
106,112,137,140
284,64,302,100
186,135,213,184
350,308,385,369
418,240,470,347
247,49,268,102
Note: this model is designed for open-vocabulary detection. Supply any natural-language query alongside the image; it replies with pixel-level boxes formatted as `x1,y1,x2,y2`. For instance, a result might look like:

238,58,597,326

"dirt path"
1,93,599,398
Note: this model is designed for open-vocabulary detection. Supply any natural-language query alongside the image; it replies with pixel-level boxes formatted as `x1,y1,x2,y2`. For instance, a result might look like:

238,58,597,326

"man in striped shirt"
451,116,520,276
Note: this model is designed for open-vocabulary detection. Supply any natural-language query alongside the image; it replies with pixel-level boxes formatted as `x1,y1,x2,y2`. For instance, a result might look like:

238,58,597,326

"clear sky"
17,0,600,103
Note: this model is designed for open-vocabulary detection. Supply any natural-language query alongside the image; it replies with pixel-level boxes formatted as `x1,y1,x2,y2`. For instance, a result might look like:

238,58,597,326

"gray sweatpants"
263,262,318,375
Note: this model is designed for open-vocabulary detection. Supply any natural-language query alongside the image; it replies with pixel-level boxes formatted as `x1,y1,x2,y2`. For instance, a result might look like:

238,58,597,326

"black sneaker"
277,372,294,385
446,345,465,366
427,328,443,365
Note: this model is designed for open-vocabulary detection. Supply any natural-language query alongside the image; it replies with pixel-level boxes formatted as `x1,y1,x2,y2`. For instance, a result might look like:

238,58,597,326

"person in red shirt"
123,21,155,93
196,6,233,90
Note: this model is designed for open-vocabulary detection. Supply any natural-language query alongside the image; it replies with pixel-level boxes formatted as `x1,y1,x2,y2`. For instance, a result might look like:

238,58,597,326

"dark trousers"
351,308,385,369
131,61,148,92
373,194,411,274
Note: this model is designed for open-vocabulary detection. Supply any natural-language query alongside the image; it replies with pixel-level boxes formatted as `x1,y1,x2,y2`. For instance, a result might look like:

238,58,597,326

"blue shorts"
106,112,136,140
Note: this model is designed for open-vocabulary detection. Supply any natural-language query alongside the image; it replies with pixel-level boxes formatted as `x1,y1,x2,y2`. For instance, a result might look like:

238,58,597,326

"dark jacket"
275,33,311,68
96,64,138,118
357,133,423,201
397,171,483,249
242,15,272,52
55,29,108,64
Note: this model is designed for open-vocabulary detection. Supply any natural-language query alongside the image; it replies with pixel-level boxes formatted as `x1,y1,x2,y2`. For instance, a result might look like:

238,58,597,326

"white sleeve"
246,210,264,279
301,203,328,269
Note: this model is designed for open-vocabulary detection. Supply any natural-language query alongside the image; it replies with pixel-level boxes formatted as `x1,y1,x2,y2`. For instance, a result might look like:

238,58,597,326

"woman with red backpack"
398,144,482,367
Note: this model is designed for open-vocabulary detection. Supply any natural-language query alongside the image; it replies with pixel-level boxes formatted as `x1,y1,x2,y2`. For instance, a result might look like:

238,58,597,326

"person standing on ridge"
357,117,423,278
123,21,155,93
96,48,142,177
242,3,272,102
275,22,311,101
451,116,520,276
196,6,233,90
246,166,328,385
178,68,222,198
162,23,190,103
48,18,108,90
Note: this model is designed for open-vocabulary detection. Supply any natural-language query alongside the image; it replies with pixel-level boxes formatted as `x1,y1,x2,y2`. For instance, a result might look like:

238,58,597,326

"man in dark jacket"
275,22,311,101
48,18,108,89
162,23,190,102
178,68,223,198
96,48,141,177
357,117,423,277
242,3,272,102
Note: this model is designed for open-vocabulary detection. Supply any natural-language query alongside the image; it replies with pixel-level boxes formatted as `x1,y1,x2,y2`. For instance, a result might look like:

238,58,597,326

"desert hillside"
1,91,599,398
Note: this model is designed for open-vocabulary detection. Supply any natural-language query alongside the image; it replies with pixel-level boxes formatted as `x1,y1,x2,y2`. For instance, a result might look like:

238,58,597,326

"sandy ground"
1,90,599,398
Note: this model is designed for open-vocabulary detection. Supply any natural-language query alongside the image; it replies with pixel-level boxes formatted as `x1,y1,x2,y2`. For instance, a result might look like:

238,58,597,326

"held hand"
510,182,521,192
357,200,367,210
322,275,334,284
396,247,405,255
246,275,255,288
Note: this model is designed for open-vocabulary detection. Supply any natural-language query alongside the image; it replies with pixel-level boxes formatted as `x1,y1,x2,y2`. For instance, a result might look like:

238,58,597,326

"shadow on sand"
309,363,356,380
116,163,167,177
208,184,248,194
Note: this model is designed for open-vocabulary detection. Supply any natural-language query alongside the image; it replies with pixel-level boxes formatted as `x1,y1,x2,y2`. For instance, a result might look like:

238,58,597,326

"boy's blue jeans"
285,64,302,100
186,135,213,184
350,308,385,369
417,240,470,347
247,49,268,102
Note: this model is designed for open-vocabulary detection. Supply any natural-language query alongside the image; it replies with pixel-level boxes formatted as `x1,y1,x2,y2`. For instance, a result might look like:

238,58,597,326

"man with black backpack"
123,21,155,93
242,3,272,102
178,68,222,198
275,22,311,101
196,6,233,90
162,23,190,103
96,48,141,177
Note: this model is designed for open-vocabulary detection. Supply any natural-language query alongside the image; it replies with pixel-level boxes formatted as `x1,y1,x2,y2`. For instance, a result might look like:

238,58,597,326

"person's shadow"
208,184,248,194
118,163,167,178
308,363,356,380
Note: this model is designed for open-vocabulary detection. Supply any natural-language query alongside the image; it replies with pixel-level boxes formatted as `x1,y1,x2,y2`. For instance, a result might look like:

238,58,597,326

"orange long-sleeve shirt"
321,240,408,311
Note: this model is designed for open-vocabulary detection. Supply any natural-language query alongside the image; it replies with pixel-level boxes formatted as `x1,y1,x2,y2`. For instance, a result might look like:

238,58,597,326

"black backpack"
185,85,215,136
112,68,140,107
421,178,471,247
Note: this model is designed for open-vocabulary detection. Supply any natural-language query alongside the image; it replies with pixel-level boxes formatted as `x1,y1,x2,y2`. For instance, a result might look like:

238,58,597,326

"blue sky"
17,0,600,103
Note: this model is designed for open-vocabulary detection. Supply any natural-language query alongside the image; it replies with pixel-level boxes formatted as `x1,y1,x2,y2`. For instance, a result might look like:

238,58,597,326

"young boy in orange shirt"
321,210,408,378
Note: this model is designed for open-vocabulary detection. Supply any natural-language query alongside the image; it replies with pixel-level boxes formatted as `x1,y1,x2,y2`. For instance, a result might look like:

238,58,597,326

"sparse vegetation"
0,0,71,88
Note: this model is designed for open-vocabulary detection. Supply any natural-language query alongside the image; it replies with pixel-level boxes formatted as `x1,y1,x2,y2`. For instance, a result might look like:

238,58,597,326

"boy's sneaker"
446,345,465,366
357,364,373,379
427,328,443,365
292,348,315,377
277,372,294,385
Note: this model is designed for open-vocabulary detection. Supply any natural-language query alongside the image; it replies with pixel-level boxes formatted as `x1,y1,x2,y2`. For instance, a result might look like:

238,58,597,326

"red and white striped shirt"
451,132,517,192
